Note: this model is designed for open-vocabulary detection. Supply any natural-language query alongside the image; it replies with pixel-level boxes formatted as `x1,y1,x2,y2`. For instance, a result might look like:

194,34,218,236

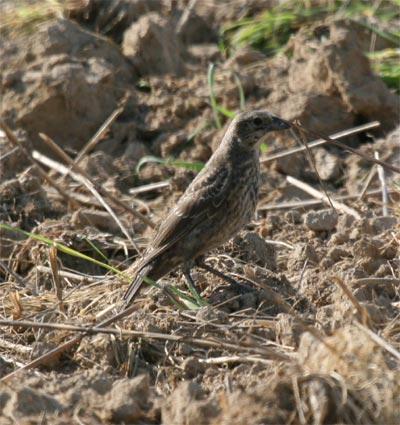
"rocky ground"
0,1,399,424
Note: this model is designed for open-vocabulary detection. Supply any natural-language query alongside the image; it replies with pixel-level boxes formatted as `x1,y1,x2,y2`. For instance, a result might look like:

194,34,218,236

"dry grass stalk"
287,175,361,219
33,141,142,254
291,122,336,211
200,355,274,365
36,265,101,283
375,151,389,216
332,277,371,326
351,277,400,286
0,312,290,384
354,322,400,361
0,302,139,383
0,338,33,355
0,120,73,203
358,162,378,200
258,188,396,211
261,121,380,164
128,181,170,196
74,94,129,165
0,260,26,287
38,133,155,230
290,121,400,174
48,245,64,312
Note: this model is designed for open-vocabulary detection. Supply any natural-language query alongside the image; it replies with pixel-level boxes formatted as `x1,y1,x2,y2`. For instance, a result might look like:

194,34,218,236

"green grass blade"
83,238,110,264
0,223,130,281
136,156,166,173
233,73,246,110
207,63,222,129
136,156,204,173
215,105,236,118
168,160,204,171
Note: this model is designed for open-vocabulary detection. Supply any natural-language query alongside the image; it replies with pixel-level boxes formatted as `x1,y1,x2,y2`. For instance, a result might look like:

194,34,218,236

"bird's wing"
137,163,231,268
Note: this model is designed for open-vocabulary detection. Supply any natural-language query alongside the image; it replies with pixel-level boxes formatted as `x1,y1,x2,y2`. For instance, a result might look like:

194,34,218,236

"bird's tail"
123,264,152,307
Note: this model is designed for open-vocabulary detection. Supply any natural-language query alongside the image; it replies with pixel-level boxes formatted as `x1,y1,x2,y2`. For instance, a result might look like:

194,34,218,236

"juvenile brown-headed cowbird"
124,111,290,305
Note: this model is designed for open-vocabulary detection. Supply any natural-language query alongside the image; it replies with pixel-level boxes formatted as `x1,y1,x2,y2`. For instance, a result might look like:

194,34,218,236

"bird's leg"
195,257,248,290
182,261,202,300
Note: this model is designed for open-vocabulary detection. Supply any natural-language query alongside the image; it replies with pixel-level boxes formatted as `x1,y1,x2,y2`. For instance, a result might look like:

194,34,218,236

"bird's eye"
253,117,263,126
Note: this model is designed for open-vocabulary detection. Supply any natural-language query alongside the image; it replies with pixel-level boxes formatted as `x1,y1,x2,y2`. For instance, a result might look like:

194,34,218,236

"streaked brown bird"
124,110,290,305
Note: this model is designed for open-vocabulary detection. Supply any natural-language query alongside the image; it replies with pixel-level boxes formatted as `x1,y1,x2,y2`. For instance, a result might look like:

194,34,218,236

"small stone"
352,237,382,259
162,381,220,425
287,243,319,269
122,13,185,76
304,209,338,231
182,358,205,379
320,257,334,269
327,247,351,261
4,387,64,417
371,216,398,233
224,45,266,68
328,232,349,245
375,263,393,277
103,375,150,423
336,213,356,232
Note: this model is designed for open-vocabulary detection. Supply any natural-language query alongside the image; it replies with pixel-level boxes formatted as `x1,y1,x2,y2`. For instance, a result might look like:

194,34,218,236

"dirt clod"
122,13,185,76
304,209,338,231
162,381,220,425
4,386,64,418
103,374,151,423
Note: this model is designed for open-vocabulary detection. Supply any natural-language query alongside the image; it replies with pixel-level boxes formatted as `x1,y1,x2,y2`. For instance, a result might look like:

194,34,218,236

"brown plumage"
124,110,290,305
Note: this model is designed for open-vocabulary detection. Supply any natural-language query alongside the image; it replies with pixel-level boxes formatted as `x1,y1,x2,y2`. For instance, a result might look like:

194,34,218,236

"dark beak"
271,115,291,131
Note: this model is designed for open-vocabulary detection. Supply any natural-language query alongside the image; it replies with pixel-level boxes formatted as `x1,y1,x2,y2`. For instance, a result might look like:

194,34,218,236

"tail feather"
123,265,152,306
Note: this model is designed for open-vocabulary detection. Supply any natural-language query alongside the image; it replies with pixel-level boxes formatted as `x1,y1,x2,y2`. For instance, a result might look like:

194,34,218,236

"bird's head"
227,110,290,151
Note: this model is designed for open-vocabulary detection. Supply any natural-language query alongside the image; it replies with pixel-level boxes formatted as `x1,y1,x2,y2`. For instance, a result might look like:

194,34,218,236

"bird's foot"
195,259,249,292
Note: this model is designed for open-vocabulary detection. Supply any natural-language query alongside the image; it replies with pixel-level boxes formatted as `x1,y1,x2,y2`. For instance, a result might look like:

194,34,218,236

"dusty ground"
0,1,399,424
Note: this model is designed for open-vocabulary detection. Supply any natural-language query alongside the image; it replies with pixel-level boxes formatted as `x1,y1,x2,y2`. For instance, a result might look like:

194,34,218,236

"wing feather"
136,164,231,269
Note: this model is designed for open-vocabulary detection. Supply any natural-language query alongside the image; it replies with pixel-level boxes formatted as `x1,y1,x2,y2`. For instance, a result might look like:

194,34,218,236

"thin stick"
0,309,289,383
0,260,27,287
0,303,139,383
34,141,142,255
375,151,389,216
261,121,380,164
49,245,64,311
0,146,18,161
128,181,170,195
332,277,370,326
358,164,377,200
264,239,294,250
290,121,400,174
354,321,400,361
74,94,129,165
287,176,361,219
258,188,395,211
200,355,273,365
0,338,33,355
0,319,286,360
0,120,73,203
358,149,394,202
351,277,400,286
37,136,155,228
291,124,335,211
35,265,104,283
176,0,199,35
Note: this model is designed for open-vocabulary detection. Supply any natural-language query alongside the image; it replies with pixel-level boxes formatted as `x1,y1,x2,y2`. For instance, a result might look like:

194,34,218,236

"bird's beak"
270,115,291,131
